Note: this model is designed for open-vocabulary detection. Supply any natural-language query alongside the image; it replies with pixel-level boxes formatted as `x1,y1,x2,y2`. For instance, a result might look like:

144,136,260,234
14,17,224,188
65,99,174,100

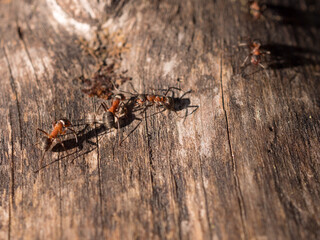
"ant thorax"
56,119,71,128
163,97,174,109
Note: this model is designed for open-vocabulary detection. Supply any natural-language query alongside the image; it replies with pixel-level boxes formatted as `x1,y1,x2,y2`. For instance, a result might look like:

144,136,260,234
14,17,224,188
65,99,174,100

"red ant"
36,119,78,172
135,92,174,111
239,39,270,71
86,94,126,129
249,1,266,20
118,87,193,145
84,94,131,146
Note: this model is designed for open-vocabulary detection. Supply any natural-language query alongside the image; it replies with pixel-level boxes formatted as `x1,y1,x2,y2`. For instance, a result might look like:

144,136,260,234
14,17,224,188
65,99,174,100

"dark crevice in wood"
143,111,157,236
8,110,15,240
4,48,22,240
3,46,23,151
169,159,182,240
58,156,63,238
94,121,105,237
19,28,41,88
220,54,247,239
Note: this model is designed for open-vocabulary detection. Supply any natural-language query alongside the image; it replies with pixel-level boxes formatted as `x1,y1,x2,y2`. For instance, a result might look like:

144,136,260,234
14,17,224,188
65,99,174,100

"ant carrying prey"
35,119,78,172
117,86,198,145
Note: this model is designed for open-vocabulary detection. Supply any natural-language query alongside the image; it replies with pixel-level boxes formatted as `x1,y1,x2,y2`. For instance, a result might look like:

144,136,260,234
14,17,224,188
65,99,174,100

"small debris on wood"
75,27,131,100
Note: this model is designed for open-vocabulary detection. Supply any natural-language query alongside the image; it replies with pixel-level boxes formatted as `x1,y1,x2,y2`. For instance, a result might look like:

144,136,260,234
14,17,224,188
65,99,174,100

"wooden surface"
0,0,320,239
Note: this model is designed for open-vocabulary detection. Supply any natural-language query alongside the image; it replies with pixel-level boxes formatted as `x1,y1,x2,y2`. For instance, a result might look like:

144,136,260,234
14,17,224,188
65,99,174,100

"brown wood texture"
0,0,320,239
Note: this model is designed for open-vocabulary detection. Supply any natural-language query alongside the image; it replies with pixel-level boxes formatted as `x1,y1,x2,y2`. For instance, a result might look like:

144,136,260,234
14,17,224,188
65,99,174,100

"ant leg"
113,81,138,96
258,63,266,69
114,115,122,146
259,63,270,78
67,127,78,144
241,55,249,68
179,90,192,100
34,151,47,173
123,82,139,95
146,108,166,118
54,138,67,153
119,118,143,146
37,128,50,137
155,87,182,97
97,102,108,112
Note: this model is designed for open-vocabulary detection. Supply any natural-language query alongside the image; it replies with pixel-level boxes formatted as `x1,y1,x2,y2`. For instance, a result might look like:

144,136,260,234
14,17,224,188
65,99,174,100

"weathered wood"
0,0,319,239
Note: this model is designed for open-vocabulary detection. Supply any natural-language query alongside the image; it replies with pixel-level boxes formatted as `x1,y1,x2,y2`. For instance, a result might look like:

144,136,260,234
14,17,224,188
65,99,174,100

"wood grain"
0,0,319,239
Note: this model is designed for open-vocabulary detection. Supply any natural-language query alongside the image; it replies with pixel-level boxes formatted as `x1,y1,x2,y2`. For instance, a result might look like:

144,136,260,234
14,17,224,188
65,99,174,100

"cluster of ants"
35,86,194,172
35,1,270,172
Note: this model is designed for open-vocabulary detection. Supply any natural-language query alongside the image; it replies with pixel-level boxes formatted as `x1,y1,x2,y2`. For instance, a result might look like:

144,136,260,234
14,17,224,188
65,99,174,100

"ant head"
252,39,262,47
114,94,125,101
58,119,72,127
249,1,259,9
39,137,52,151
137,95,146,104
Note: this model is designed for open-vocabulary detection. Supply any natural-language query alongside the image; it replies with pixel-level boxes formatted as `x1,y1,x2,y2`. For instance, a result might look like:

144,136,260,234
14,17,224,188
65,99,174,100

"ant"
86,94,126,129
83,93,133,146
239,39,270,71
135,91,175,111
249,1,266,20
36,119,78,172
118,86,197,145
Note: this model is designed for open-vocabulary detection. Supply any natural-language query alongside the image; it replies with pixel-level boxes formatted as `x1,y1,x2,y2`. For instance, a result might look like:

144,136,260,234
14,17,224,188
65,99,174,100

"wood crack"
143,111,157,236
94,121,104,237
219,54,248,239
17,20,41,88
58,158,63,239
3,47,23,240
8,110,15,240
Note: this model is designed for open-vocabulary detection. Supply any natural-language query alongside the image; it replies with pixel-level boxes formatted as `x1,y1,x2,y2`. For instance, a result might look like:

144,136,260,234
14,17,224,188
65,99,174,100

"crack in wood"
219,54,248,239
143,110,159,237
57,156,63,238
8,110,15,240
3,46,25,240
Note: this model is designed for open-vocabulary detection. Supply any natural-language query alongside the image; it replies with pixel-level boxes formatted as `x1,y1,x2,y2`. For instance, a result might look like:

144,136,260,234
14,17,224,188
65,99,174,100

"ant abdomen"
39,136,52,152
102,111,115,128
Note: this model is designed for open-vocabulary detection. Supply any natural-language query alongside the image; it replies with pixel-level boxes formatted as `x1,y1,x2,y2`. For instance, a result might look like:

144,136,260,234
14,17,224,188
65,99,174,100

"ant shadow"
265,4,320,28
263,44,320,69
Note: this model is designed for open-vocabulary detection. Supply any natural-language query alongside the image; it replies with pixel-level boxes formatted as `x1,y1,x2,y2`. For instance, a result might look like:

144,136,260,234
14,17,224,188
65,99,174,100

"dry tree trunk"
0,0,319,239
